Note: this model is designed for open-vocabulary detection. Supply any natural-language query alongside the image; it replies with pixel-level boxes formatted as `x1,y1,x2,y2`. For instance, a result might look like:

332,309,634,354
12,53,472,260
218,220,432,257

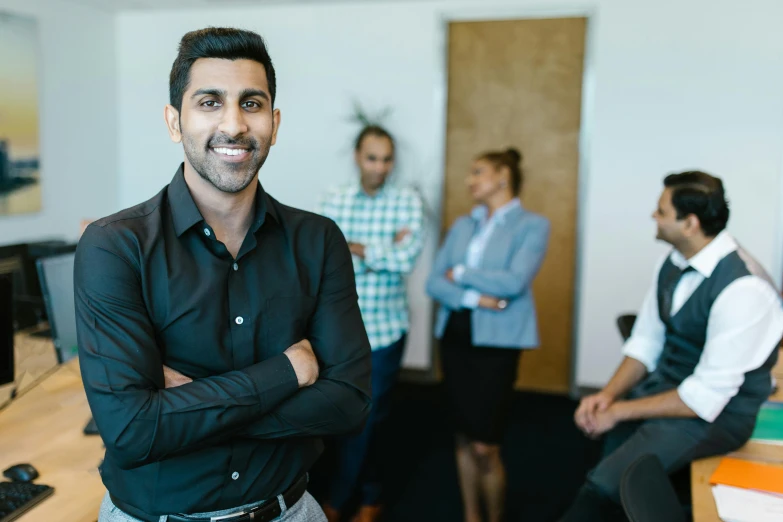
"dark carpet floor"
309,382,603,522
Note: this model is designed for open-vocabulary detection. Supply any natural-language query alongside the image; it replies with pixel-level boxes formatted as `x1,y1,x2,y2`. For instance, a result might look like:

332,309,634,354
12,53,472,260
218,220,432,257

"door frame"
776,148,783,288
431,5,598,397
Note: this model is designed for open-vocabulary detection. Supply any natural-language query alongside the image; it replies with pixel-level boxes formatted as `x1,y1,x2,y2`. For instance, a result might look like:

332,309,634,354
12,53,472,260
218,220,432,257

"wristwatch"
498,299,508,310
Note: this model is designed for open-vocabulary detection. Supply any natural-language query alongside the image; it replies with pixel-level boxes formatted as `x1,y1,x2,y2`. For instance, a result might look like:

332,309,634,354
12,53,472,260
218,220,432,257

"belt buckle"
210,510,252,521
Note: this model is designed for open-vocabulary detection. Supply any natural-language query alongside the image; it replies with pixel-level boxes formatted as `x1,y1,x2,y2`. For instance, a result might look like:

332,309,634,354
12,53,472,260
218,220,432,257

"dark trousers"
561,411,754,521
329,335,406,510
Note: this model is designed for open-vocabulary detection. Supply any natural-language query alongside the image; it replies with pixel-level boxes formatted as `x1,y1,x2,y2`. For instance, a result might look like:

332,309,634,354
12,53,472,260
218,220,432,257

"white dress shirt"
453,198,521,308
623,231,783,422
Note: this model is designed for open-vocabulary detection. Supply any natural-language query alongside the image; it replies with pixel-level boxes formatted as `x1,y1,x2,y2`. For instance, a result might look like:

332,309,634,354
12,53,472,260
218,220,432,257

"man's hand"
348,243,366,259
584,405,620,438
284,339,319,388
445,268,455,282
349,228,409,260
163,365,192,389
394,228,411,244
574,391,615,434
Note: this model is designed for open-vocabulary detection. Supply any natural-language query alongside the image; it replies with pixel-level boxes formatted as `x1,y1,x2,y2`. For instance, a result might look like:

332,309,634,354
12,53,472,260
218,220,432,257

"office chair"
616,314,637,342
620,454,687,522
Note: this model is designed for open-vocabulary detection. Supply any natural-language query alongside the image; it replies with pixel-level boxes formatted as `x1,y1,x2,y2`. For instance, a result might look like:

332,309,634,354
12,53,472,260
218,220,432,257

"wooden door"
443,17,586,393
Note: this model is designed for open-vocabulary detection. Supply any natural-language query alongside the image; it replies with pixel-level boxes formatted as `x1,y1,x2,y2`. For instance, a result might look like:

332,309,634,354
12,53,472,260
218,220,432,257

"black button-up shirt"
74,166,371,520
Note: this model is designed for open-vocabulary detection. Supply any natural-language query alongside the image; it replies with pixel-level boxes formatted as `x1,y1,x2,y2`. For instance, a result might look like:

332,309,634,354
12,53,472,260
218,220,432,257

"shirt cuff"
362,242,384,267
461,289,481,309
622,338,661,373
453,265,466,283
241,353,299,411
677,375,730,422
351,255,366,275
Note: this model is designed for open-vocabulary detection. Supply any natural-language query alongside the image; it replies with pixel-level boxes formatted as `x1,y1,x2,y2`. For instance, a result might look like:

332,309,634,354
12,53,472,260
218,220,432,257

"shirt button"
233,263,238,271
235,316,244,325
203,228,211,237
231,472,239,480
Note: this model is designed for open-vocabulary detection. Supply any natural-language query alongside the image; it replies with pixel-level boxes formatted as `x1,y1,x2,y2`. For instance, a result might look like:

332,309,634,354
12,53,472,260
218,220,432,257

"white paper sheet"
712,485,783,522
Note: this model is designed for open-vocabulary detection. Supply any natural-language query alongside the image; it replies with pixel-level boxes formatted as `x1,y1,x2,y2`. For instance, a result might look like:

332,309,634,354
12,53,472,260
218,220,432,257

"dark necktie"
660,264,695,322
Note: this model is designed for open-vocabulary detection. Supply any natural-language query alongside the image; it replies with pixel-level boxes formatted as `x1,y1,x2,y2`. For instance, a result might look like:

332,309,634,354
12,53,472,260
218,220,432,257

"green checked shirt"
319,182,425,350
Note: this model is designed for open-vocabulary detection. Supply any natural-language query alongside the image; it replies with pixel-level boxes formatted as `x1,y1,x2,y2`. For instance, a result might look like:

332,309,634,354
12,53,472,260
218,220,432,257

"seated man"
562,171,783,521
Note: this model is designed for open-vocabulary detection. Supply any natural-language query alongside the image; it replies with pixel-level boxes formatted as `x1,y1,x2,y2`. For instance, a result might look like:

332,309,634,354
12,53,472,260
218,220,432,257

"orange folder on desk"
710,457,783,495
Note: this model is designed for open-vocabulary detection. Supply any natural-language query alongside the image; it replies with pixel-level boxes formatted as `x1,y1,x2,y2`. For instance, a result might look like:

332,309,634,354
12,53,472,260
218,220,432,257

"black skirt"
440,309,521,444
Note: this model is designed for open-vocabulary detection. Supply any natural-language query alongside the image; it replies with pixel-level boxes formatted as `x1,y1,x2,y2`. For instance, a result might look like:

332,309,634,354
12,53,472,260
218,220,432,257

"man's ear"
270,108,281,146
164,105,182,143
684,214,702,236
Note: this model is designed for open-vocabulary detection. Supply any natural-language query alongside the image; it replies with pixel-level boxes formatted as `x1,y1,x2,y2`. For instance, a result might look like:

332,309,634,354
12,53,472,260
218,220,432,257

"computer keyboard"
0,481,54,522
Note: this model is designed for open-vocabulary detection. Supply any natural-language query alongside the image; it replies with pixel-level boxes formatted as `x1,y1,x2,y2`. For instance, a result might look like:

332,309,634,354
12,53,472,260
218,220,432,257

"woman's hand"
478,296,508,310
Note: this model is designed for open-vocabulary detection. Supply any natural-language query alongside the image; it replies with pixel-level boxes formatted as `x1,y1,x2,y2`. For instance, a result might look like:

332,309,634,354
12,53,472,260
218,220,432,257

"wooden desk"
691,350,783,521
0,329,60,407
0,333,106,522
692,443,783,521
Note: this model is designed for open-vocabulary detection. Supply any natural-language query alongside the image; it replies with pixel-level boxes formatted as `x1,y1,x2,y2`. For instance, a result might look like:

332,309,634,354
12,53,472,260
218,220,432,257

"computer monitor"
36,253,77,363
0,243,33,330
0,240,75,331
0,274,13,386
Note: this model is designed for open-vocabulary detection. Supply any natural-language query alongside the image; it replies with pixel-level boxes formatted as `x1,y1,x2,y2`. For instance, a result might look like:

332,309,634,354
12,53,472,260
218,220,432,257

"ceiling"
64,0,412,13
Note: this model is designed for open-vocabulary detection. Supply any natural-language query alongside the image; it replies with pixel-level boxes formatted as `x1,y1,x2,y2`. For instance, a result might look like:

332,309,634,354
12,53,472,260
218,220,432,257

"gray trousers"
99,491,327,522
588,372,758,501
587,415,751,502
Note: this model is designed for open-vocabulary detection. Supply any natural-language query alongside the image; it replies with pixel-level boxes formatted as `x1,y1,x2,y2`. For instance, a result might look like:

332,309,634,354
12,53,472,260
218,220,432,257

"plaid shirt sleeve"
316,191,334,219
363,191,425,274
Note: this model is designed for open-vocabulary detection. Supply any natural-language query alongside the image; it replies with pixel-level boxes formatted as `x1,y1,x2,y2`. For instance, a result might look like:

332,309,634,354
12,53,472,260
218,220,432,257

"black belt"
168,474,308,522
114,474,308,522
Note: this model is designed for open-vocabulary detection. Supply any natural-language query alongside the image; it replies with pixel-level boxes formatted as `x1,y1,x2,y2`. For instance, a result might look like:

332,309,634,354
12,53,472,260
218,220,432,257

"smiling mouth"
212,147,249,157
209,146,254,163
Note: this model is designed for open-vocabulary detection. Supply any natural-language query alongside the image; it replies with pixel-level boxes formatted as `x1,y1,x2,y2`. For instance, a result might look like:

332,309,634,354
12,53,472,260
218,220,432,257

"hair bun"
505,148,522,164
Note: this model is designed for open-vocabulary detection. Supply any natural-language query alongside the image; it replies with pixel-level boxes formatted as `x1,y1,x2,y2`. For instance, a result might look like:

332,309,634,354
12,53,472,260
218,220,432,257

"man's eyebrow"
239,88,270,101
191,88,270,101
191,88,225,99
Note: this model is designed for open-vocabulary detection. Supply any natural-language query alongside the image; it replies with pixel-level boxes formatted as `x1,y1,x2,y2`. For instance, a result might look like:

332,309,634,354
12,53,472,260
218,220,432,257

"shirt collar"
250,184,278,233
352,179,389,199
470,198,522,224
168,163,278,238
669,230,737,277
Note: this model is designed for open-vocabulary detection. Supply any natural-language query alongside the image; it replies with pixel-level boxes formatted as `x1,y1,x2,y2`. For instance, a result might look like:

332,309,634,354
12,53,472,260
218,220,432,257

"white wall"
115,0,783,382
0,0,117,245
578,0,783,387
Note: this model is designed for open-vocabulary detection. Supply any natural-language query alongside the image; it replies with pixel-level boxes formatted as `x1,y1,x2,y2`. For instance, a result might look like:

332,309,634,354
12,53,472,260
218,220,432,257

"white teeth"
213,147,248,156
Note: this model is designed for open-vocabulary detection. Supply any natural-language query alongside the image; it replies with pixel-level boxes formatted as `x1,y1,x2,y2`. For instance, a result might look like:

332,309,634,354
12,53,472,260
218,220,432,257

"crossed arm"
347,193,425,275
75,223,371,469
426,216,550,310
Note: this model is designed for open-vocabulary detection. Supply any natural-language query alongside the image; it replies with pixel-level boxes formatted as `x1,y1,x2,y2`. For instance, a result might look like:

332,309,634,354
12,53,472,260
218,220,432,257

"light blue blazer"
426,205,550,349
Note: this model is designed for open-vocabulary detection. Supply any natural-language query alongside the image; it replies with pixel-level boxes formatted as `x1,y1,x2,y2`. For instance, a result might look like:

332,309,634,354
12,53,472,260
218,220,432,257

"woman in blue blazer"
426,148,550,522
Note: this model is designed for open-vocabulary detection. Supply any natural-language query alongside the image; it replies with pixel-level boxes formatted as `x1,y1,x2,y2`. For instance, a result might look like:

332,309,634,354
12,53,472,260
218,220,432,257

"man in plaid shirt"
318,125,424,522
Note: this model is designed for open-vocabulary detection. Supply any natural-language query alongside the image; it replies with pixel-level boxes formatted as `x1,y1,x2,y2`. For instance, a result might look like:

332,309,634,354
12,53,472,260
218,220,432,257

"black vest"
654,250,779,417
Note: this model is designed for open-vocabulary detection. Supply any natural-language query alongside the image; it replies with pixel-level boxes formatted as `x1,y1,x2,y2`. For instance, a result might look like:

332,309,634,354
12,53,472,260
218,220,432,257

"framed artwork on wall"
0,11,41,216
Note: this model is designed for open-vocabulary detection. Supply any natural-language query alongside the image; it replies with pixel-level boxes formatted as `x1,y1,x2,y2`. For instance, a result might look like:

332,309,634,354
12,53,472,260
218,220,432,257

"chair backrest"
616,314,637,342
620,454,687,522
36,253,77,363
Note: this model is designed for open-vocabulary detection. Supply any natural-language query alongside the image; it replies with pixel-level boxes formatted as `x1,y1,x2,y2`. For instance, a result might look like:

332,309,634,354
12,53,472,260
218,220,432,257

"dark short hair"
478,148,524,194
354,125,395,153
169,27,276,112
663,171,730,237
